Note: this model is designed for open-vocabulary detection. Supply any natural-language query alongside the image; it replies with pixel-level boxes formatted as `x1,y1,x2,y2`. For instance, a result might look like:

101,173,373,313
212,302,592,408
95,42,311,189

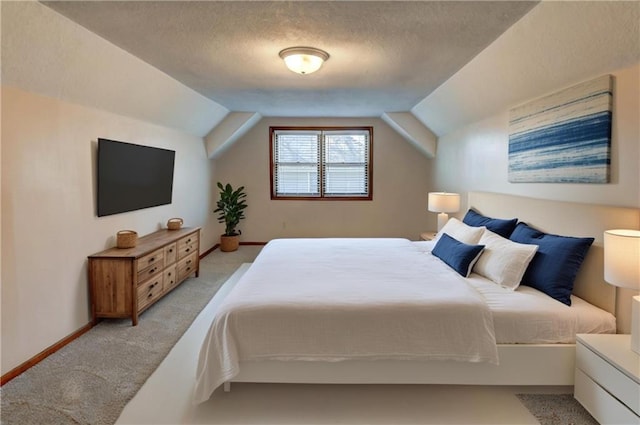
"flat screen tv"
97,138,175,217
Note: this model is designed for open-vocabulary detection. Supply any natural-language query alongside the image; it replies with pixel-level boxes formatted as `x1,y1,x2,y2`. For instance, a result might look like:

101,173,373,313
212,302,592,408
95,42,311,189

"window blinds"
272,128,371,199
323,131,369,196
273,130,321,196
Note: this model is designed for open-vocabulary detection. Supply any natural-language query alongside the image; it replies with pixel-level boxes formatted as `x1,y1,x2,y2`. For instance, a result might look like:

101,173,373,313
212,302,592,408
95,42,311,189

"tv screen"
97,138,175,217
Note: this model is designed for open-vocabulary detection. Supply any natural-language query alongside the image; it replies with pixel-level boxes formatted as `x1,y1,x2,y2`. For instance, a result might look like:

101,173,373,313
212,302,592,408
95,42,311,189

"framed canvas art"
508,75,612,183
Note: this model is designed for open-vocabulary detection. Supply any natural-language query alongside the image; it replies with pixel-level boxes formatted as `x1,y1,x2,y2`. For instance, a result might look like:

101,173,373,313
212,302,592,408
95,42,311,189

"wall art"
508,75,612,183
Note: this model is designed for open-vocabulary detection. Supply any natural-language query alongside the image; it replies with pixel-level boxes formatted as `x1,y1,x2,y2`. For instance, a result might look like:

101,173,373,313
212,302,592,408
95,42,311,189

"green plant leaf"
214,182,248,236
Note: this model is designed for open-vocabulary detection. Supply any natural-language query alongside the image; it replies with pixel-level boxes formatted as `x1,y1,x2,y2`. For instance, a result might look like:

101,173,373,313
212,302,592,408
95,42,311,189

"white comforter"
194,238,498,403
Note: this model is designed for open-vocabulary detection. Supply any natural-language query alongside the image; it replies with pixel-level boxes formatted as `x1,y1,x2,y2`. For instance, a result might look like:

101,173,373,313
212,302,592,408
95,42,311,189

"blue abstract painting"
508,75,612,183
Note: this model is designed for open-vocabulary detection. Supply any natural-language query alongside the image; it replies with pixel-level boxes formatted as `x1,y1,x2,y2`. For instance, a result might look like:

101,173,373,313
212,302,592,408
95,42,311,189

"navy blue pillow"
432,233,485,277
463,208,518,238
509,223,594,306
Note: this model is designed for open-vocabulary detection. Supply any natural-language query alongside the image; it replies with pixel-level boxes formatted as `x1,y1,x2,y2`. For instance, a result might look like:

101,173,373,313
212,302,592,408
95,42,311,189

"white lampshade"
604,229,640,289
428,192,461,232
279,47,329,75
604,229,640,354
428,192,461,213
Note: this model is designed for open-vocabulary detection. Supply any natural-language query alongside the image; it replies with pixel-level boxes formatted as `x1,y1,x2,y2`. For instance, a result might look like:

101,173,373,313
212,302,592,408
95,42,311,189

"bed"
193,192,640,404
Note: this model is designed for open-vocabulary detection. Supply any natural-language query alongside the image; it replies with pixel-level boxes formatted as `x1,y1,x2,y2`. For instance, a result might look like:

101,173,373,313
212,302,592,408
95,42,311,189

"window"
270,127,373,200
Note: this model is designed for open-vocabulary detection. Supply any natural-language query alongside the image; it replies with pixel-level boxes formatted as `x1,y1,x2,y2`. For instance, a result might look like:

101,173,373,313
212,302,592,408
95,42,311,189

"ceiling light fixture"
279,46,329,75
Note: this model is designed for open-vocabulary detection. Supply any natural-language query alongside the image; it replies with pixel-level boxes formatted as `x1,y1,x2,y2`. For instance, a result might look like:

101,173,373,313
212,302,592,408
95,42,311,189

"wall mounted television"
97,138,175,217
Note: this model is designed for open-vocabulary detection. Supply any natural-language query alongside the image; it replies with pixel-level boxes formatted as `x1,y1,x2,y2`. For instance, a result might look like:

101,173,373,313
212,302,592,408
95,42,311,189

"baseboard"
1,321,94,386
3,242,265,387
200,244,220,259
200,241,266,259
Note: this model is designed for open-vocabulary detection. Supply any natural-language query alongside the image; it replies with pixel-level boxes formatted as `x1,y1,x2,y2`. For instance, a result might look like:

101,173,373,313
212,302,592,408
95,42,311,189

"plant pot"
220,234,240,252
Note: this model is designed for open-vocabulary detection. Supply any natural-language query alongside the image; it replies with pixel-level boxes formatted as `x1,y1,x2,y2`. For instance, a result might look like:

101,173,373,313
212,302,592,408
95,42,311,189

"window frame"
270,126,373,201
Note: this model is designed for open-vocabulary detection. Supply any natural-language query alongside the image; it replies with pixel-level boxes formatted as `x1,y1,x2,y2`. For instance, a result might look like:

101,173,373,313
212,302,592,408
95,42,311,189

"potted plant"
214,182,247,252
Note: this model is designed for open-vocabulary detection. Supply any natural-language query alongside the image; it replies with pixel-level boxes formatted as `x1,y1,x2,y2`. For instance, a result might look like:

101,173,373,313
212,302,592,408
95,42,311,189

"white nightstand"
574,334,640,425
420,231,437,241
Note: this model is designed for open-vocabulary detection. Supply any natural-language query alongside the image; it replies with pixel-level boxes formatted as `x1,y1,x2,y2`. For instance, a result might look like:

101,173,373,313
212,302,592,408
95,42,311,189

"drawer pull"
147,293,153,299
149,267,157,274
186,238,192,243
167,272,172,276
169,248,173,253
186,260,192,265
185,248,190,253
186,267,191,272
149,257,155,262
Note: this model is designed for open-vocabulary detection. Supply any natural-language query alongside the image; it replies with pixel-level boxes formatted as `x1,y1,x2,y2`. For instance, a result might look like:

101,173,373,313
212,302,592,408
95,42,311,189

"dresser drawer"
137,273,164,310
136,248,164,282
576,341,640,416
177,252,198,281
575,368,640,425
164,242,177,265
164,264,178,292
178,233,199,259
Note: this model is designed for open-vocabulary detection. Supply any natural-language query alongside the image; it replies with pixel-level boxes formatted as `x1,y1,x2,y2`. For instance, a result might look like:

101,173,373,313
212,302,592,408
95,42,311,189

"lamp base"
632,295,639,355
437,213,449,232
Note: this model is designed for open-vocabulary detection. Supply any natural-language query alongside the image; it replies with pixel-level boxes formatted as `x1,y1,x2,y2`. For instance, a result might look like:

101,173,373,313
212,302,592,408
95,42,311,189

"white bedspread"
194,238,498,404
466,275,616,343
414,241,616,343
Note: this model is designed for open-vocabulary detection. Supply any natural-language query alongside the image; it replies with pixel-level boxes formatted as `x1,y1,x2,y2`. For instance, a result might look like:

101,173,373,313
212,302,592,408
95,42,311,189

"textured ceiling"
42,1,537,117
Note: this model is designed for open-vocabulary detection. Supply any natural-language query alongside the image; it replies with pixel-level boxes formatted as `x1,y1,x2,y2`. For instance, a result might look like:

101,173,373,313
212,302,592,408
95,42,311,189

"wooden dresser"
88,227,200,325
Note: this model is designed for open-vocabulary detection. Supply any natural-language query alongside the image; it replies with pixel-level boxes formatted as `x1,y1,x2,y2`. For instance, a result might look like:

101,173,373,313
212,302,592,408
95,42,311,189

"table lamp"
428,192,460,232
604,229,640,354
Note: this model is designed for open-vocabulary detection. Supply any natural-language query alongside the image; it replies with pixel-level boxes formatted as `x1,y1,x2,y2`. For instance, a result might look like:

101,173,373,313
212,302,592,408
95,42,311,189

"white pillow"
473,229,538,290
435,217,485,245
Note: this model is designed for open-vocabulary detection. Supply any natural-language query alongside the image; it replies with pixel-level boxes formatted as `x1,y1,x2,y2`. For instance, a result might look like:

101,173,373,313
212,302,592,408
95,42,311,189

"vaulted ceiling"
41,1,537,118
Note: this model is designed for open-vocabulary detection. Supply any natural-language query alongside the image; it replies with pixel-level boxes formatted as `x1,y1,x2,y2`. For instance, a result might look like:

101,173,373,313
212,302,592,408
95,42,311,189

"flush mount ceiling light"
279,46,329,75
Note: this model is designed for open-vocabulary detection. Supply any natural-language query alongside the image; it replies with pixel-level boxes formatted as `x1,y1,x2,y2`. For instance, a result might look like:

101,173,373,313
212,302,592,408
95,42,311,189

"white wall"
432,64,640,210
413,1,640,209
412,1,640,137
212,117,434,241
1,1,228,137
1,86,217,375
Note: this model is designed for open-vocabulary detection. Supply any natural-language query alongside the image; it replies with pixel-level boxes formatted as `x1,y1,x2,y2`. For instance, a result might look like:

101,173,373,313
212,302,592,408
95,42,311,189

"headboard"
466,192,640,333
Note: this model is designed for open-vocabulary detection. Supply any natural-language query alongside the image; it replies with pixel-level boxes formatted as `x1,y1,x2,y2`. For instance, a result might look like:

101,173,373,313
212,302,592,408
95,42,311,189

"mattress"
415,241,616,343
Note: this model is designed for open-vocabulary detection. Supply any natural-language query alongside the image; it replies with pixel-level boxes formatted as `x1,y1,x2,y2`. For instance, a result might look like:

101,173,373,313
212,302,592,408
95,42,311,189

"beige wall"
432,63,640,211
1,86,217,375
212,117,433,242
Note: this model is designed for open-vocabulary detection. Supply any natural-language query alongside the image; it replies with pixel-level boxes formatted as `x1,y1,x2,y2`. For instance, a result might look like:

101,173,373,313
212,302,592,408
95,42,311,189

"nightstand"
574,334,640,425
420,231,437,241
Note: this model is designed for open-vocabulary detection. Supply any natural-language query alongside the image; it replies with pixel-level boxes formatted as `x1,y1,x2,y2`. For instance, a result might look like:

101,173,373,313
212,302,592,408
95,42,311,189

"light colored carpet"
517,394,598,425
0,246,262,425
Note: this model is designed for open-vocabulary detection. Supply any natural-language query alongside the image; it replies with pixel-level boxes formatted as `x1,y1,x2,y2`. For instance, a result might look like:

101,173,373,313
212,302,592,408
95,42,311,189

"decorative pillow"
509,223,594,305
432,233,485,278
473,229,538,290
435,217,485,245
463,208,518,238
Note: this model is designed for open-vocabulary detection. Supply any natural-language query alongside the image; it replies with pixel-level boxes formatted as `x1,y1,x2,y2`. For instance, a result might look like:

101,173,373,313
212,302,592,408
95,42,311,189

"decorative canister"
116,230,138,248
167,217,183,230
